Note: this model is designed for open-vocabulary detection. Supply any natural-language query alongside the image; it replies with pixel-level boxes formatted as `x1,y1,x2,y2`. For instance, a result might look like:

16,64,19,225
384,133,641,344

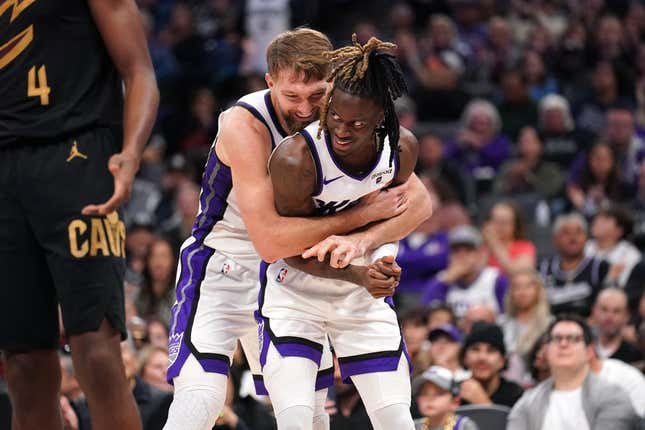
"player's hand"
302,235,367,269
358,264,399,299
324,398,338,415
81,151,140,215
369,255,402,282
358,184,409,223
214,405,239,427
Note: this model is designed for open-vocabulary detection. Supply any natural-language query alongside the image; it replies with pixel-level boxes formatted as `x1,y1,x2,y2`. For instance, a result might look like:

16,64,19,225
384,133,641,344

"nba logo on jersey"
276,267,288,283
221,263,230,274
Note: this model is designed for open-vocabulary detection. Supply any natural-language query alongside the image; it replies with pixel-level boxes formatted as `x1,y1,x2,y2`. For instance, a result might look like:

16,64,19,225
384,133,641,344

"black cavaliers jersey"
0,0,123,146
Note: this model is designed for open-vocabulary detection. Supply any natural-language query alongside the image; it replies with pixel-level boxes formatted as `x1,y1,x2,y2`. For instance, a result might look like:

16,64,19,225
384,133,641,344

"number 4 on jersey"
27,65,50,105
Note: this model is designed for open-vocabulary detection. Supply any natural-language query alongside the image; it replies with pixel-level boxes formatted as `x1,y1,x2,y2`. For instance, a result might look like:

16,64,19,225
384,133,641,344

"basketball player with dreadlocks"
259,35,425,429
163,28,432,430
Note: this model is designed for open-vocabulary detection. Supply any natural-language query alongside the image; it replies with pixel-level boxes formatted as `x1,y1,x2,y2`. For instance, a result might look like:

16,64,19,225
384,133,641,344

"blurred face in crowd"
488,17,511,50
592,62,617,94
147,320,169,349
591,213,622,244
147,239,174,285
266,69,328,134
523,51,545,83
430,17,454,49
429,334,460,369
467,109,495,140
589,144,614,181
501,72,526,103
460,305,497,335
547,321,591,373
142,349,171,391
554,220,587,259
419,134,444,167
518,127,543,160
510,272,540,313
489,203,517,242
416,382,457,419
428,308,454,331
463,342,505,383
532,338,551,382
542,107,567,134
597,16,623,54
605,109,635,149
593,289,629,339
121,343,138,382
449,244,483,279
403,321,429,356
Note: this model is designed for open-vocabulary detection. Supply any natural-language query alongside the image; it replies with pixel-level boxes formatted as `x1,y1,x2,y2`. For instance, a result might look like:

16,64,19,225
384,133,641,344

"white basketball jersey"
293,121,398,217
446,267,501,318
195,90,288,271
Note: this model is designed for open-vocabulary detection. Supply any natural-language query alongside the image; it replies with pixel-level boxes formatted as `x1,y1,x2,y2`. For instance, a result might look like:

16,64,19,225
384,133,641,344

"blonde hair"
266,27,333,82
505,269,552,357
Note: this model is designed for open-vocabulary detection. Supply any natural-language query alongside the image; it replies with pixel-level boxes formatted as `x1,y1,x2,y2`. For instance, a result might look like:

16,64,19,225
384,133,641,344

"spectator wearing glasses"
507,314,638,430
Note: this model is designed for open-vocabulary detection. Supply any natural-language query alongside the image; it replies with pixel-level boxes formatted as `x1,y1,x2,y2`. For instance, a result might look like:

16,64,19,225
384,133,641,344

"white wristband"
369,242,399,263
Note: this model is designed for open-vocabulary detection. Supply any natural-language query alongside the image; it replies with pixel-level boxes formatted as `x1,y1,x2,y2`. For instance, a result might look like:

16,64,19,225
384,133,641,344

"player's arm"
219,109,407,262
269,136,398,296
83,0,160,215
304,127,433,267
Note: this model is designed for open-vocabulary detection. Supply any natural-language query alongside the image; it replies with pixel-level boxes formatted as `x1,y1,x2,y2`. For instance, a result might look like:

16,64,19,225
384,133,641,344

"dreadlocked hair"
318,34,408,166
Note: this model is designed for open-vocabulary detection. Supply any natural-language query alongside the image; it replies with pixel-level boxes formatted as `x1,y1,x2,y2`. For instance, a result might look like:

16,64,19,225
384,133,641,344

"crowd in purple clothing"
5,1,642,429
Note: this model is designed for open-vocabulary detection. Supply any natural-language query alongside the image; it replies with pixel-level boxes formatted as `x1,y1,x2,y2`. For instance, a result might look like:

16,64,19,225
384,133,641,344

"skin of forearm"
284,255,363,286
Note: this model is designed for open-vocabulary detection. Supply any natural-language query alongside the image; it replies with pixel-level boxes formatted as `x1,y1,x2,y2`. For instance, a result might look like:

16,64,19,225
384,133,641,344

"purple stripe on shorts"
200,357,230,375
166,241,216,381
274,341,322,366
253,375,269,396
258,320,271,368
339,354,402,381
315,367,334,391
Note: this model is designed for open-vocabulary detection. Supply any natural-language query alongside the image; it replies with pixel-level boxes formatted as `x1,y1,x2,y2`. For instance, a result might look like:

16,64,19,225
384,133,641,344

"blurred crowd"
2,0,645,429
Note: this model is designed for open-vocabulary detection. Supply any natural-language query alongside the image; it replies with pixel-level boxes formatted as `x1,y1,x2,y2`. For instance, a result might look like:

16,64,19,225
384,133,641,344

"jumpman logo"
66,141,88,162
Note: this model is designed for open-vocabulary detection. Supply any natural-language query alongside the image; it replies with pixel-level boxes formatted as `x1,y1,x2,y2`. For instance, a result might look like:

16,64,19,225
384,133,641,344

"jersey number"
27,65,50,105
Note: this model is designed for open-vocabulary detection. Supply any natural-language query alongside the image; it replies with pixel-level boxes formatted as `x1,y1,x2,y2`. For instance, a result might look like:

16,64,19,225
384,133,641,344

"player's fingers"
368,268,389,280
335,247,357,268
316,241,338,262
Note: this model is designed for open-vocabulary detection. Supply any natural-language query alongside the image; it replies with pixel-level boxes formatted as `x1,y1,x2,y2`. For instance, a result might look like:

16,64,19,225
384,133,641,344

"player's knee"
73,341,116,376
370,403,414,429
276,405,314,430
4,351,60,393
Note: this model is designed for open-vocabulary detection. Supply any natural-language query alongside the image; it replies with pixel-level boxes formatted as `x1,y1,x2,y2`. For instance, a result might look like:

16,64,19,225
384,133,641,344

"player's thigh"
18,129,128,340
0,164,58,350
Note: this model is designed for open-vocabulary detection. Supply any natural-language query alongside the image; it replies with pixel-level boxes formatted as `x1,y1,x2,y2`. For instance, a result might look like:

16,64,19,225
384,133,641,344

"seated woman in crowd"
483,201,537,276
566,142,634,218
444,99,511,194
498,269,552,386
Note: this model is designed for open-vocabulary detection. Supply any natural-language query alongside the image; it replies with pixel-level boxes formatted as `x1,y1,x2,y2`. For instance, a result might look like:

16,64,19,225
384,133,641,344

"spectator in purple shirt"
444,99,511,194
422,225,508,319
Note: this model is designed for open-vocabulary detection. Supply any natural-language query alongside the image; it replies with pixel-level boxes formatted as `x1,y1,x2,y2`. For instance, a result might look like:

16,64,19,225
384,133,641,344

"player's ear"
265,73,275,89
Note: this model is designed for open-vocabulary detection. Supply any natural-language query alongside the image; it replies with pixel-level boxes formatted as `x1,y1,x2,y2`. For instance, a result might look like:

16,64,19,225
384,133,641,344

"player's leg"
25,131,140,430
68,319,141,430
330,290,414,430
263,343,318,430
350,357,414,430
165,248,257,429
0,147,64,429
164,354,228,429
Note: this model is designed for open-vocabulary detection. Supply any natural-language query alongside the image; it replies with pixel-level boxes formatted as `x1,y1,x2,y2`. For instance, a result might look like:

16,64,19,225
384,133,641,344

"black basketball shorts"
0,127,127,350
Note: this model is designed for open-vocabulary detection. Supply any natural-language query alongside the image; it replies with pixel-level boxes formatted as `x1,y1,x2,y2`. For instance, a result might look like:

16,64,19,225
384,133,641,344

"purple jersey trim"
235,101,275,148
264,91,288,138
167,242,228,382
324,130,385,180
191,148,232,242
301,129,324,196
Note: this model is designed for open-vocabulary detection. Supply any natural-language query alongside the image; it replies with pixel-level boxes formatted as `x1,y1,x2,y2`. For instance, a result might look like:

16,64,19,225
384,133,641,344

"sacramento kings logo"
168,332,183,366
221,263,230,274
276,267,288,283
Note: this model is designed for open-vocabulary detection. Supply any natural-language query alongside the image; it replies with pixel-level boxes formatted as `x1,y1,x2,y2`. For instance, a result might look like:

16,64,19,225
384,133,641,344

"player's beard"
283,110,317,134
